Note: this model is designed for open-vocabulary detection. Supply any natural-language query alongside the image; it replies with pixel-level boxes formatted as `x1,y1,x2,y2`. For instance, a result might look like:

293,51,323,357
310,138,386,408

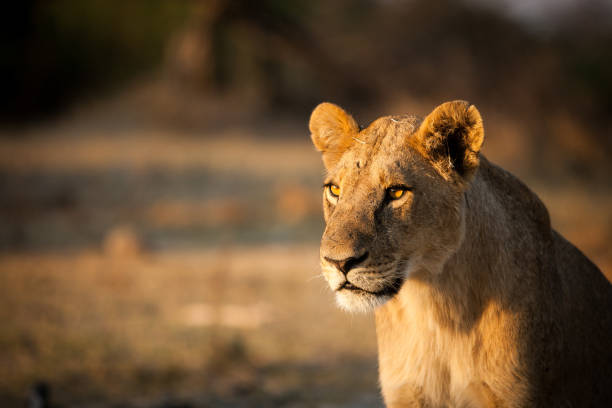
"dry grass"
0,117,609,406
0,246,379,407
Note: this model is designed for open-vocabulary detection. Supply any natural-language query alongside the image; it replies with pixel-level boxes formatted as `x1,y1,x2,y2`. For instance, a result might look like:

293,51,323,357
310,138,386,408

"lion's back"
480,159,612,405
552,231,612,405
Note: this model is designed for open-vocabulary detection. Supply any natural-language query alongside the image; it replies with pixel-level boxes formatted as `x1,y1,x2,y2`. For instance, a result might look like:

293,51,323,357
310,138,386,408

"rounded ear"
414,100,484,182
309,102,359,169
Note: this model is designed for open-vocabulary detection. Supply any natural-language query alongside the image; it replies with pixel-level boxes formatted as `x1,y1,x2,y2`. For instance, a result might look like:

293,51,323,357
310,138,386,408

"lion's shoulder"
474,157,552,240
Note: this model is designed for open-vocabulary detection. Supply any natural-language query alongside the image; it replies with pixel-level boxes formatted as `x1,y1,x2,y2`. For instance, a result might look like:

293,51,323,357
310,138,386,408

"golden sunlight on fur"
309,101,612,407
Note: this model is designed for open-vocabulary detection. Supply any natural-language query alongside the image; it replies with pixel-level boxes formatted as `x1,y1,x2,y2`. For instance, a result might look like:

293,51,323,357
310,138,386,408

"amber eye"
328,184,341,197
387,187,407,200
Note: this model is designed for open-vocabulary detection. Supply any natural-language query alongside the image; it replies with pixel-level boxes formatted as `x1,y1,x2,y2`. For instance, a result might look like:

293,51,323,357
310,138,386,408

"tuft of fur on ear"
414,100,484,182
309,102,359,169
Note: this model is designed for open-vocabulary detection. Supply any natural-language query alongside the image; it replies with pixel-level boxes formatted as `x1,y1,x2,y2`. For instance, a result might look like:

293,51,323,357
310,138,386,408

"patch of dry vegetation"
0,246,378,406
0,122,608,406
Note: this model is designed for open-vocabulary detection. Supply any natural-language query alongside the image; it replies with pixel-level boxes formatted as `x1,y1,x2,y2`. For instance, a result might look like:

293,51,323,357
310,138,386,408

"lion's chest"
375,285,497,407
377,322,477,405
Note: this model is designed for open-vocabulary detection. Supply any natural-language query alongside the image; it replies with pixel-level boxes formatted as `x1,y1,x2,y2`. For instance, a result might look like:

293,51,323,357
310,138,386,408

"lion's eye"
328,184,341,197
387,187,406,200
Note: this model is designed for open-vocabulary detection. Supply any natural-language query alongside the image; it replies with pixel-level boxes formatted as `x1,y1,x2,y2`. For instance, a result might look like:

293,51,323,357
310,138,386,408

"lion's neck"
374,160,528,404
377,158,522,332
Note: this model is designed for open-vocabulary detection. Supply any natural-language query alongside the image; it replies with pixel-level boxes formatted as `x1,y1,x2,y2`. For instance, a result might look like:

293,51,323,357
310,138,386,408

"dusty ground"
0,116,609,407
0,247,380,407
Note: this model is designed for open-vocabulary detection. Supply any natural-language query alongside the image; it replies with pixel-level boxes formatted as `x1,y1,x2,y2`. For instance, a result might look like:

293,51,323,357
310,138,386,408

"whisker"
307,273,326,282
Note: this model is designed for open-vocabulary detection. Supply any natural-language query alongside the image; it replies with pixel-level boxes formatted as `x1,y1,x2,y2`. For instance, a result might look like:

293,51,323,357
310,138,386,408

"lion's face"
310,101,484,312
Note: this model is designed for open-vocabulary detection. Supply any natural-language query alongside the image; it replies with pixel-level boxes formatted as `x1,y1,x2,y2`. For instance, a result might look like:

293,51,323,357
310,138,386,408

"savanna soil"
0,112,609,407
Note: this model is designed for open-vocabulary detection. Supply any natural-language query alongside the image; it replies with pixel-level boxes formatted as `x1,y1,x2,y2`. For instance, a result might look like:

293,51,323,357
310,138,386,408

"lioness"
309,101,612,407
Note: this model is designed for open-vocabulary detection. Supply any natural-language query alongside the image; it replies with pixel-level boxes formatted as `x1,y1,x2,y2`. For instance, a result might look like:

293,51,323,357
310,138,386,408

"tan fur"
309,101,612,407
310,102,360,169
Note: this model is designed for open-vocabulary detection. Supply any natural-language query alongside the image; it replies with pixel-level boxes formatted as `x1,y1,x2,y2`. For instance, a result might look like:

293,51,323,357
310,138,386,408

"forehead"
332,115,421,181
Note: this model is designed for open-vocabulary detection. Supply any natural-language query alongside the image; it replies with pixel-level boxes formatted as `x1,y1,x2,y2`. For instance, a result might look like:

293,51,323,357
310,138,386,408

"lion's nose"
324,251,369,275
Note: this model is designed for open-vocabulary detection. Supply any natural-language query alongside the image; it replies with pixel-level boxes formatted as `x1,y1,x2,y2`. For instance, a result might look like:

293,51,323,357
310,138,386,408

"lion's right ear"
309,102,359,169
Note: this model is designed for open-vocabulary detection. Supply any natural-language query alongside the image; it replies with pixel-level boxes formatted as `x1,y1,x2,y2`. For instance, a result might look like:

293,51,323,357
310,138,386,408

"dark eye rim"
385,185,413,200
324,183,340,198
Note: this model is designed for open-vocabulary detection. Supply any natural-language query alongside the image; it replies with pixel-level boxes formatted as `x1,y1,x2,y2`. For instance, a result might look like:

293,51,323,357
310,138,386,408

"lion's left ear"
414,100,484,182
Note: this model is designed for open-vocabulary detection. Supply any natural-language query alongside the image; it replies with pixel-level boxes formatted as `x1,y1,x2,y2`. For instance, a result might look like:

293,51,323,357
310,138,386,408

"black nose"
324,251,369,275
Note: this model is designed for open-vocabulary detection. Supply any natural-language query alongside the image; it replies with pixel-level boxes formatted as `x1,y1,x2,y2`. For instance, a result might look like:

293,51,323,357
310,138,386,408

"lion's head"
310,101,484,312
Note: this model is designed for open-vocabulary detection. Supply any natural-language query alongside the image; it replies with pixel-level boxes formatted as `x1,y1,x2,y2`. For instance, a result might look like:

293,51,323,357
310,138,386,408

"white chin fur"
335,290,392,313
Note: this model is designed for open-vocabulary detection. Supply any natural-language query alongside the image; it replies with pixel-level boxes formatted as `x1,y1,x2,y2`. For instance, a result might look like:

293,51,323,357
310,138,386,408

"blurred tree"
0,0,190,123
1,0,610,179
167,0,374,110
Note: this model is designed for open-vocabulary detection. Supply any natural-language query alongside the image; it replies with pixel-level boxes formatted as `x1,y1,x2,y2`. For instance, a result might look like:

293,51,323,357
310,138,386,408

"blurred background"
1,1,611,407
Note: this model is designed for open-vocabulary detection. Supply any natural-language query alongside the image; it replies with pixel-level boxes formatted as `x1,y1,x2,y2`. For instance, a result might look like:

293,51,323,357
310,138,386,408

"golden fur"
309,101,612,407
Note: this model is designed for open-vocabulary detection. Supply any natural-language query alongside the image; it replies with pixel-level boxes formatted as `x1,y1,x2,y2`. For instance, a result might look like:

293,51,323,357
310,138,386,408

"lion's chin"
335,289,392,313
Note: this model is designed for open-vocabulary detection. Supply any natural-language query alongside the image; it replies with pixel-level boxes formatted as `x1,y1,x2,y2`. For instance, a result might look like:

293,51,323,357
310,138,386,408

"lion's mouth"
339,282,362,291
338,277,404,297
